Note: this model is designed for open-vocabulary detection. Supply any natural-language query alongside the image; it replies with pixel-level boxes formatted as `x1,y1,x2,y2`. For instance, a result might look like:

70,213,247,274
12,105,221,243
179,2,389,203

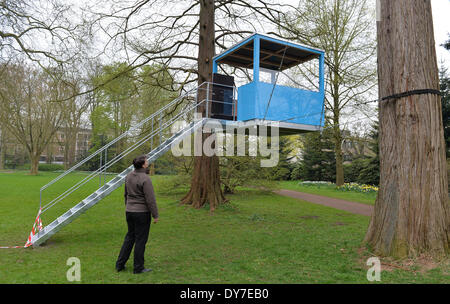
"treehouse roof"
213,33,325,71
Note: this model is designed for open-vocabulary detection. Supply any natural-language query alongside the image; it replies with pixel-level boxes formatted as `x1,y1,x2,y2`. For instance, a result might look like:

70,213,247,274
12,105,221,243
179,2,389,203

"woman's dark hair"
133,155,147,169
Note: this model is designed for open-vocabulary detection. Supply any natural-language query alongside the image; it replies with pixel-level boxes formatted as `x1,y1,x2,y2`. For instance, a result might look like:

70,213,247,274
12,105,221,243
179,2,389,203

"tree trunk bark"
181,0,227,211
181,133,227,211
335,142,344,186
365,0,450,258
332,67,344,186
64,143,70,170
0,128,5,170
30,153,39,175
46,144,52,164
0,148,4,170
149,162,155,176
65,131,77,170
333,110,344,186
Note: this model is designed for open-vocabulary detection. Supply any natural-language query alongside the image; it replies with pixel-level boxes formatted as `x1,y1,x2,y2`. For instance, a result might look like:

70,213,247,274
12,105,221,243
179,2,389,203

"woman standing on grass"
115,155,159,274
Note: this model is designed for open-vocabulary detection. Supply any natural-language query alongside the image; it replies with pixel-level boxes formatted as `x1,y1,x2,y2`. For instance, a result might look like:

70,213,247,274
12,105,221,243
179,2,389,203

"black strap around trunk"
381,89,441,102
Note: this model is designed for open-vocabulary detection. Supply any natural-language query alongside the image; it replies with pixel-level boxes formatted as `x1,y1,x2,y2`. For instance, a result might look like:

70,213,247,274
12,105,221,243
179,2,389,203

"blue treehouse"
28,34,327,247
210,33,325,135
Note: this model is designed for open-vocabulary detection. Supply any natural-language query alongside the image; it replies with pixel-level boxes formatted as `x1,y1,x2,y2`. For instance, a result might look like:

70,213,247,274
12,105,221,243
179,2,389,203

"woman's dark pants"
116,212,151,272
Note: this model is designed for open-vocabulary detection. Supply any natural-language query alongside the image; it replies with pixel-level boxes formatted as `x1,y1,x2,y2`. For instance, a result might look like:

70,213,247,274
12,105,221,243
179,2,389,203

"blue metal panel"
238,82,325,127
319,54,325,125
213,33,326,130
237,82,257,120
253,36,260,82
319,53,325,93
213,34,256,64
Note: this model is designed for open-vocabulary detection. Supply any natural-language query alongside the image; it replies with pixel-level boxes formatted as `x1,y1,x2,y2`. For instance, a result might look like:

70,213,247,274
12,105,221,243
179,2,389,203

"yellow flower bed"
336,182,378,193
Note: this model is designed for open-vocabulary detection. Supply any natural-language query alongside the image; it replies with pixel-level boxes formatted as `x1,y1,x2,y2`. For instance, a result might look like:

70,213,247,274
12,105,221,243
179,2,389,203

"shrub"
38,163,65,171
157,173,191,195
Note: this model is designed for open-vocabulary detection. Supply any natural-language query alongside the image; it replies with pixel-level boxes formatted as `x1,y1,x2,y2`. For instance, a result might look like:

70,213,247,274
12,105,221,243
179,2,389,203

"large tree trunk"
64,130,77,170
181,0,226,211
30,152,40,175
365,0,450,258
181,133,226,210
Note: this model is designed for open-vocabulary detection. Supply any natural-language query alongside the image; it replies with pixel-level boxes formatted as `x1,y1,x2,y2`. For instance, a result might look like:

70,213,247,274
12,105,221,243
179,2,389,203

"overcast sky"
432,0,450,70
68,0,449,70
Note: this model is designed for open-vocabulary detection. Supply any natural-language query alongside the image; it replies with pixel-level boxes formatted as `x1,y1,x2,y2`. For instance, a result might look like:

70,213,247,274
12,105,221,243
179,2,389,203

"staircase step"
60,210,72,219
85,193,98,201
71,202,85,213
48,219,59,229
97,184,110,192
108,176,122,184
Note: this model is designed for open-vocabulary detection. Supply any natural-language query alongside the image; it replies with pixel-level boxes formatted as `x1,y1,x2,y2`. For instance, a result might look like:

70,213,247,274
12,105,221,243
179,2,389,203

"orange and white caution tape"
0,208,43,249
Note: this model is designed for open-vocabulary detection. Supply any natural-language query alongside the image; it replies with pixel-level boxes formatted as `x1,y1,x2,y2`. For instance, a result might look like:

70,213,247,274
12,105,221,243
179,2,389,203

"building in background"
39,128,92,165
341,130,375,163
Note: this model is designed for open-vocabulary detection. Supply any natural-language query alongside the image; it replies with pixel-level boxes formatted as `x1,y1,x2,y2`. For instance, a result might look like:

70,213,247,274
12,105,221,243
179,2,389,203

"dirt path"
274,189,374,216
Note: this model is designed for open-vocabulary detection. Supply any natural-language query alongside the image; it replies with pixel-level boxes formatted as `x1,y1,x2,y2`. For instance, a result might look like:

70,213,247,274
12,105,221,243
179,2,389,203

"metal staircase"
31,82,236,247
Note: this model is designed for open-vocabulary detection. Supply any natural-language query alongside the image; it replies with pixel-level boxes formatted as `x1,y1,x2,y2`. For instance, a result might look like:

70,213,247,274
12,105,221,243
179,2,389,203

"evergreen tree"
357,121,380,186
293,126,336,182
440,69,450,158
443,37,450,51
267,136,294,181
439,39,450,158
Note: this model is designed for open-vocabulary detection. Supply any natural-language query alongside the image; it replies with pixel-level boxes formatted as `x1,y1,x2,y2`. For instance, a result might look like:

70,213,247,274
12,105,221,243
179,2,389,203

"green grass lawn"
0,171,447,283
278,181,377,206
